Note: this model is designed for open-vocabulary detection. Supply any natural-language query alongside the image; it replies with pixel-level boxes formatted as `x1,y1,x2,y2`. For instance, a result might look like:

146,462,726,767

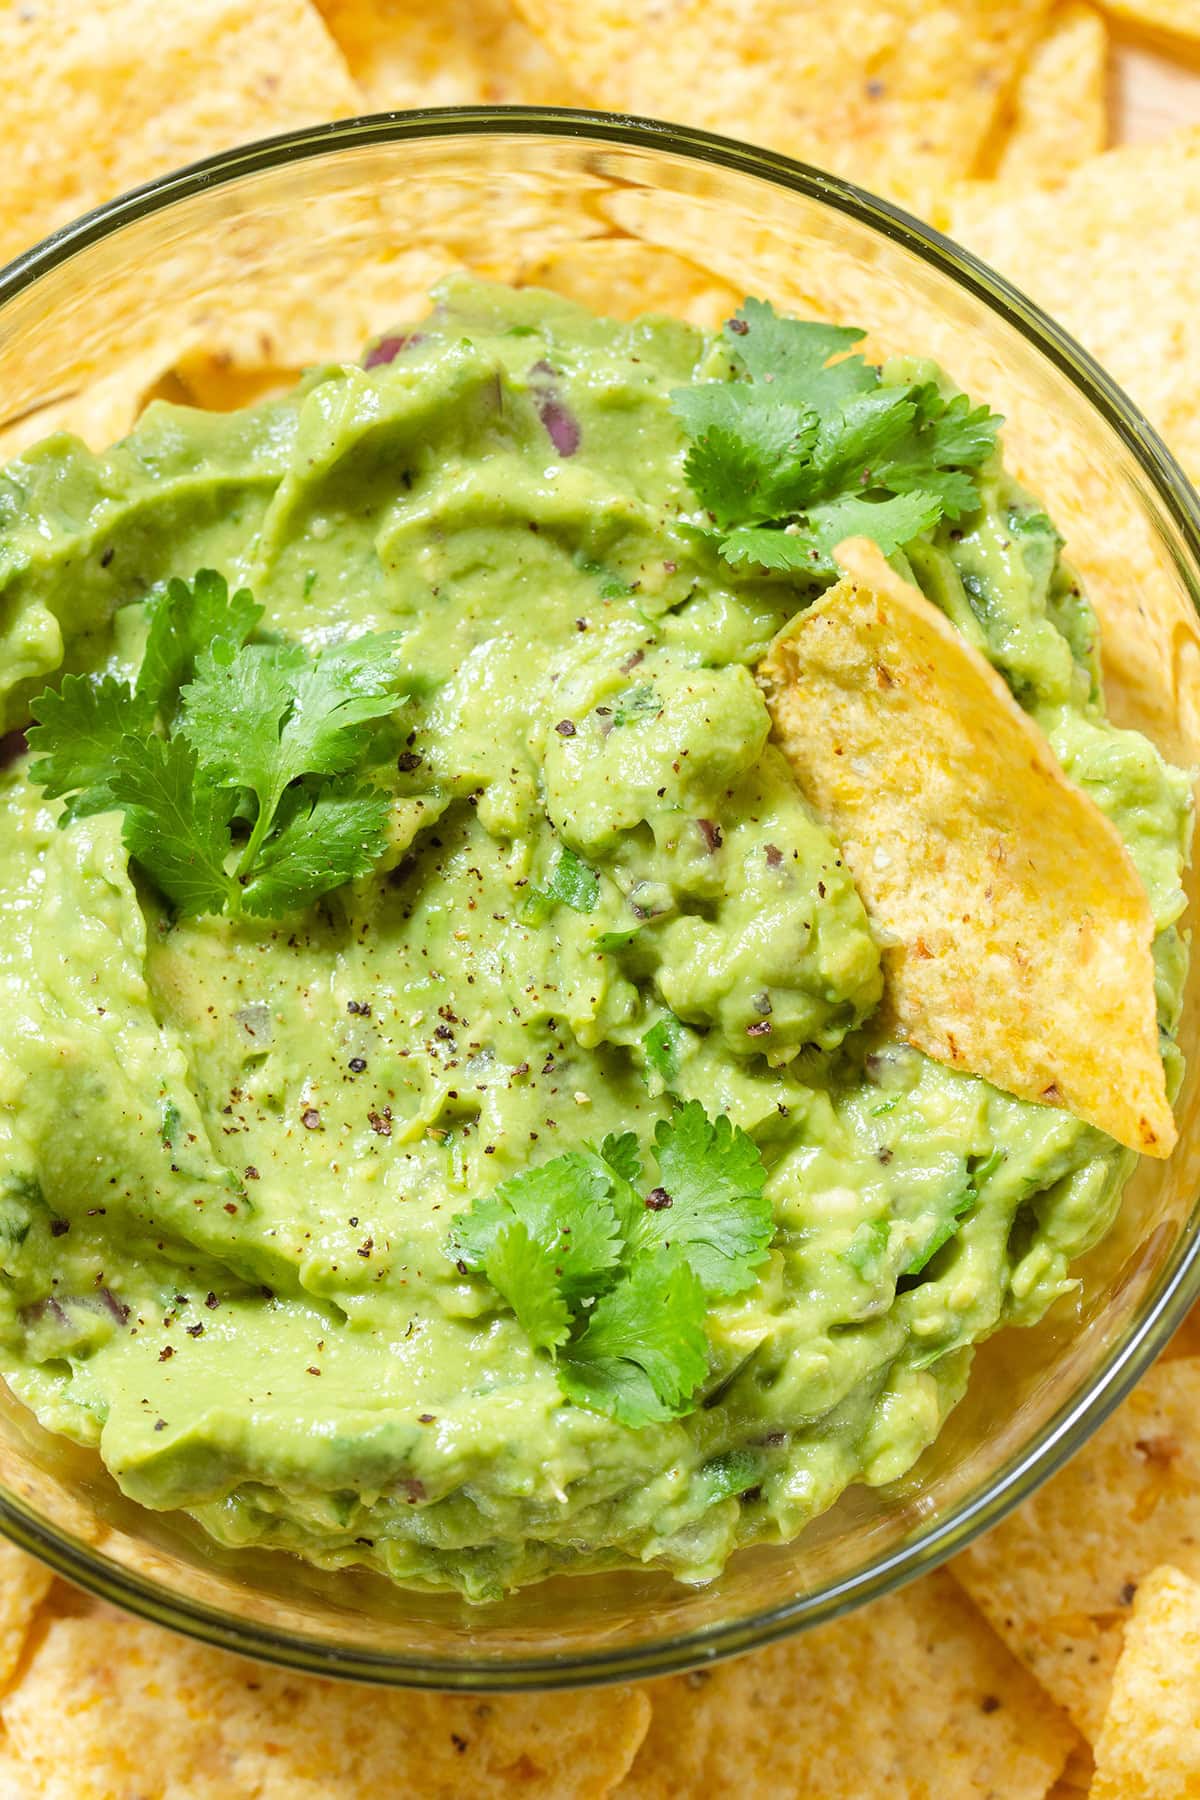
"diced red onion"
363,332,424,370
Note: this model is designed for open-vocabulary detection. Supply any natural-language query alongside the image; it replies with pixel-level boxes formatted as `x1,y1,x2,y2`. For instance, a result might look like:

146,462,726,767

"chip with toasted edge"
514,239,741,328
0,1596,651,1799
614,1568,1077,1798
759,537,1173,1155
989,3,1108,182
0,1543,51,1695
1091,1564,1200,1798
314,0,575,106
953,1355,1200,1741
0,0,360,267
508,0,1052,206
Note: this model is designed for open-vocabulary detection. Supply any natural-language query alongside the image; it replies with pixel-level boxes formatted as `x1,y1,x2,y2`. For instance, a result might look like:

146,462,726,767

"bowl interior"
2,114,1200,1686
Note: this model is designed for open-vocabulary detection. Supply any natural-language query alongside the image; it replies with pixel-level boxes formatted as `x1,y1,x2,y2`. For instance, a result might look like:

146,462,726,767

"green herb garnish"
448,1100,773,1428
521,845,600,921
903,1149,1005,1277
609,683,662,728
642,1012,686,1083
672,300,1002,578
27,570,406,920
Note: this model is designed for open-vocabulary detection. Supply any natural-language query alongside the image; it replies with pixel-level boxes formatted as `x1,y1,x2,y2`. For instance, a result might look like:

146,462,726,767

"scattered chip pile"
1,0,1200,1795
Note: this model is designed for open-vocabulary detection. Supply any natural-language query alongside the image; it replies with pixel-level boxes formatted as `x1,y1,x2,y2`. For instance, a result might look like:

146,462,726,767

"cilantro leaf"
450,1152,622,1303
483,1217,572,1355
523,846,600,920
700,1446,764,1503
448,1102,774,1428
609,684,662,728
547,846,600,913
237,783,391,918
558,1254,709,1428
181,631,406,884
28,572,407,922
27,674,152,821
844,1217,890,1278
903,1159,995,1278
727,302,875,412
674,387,818,528
721,491,943,578
180,640,306,798
598,1131,642,1187
109,735,236,918
672,299,1002,579
642,1013,686,1084
137,569,262,719
629,1100,773,1296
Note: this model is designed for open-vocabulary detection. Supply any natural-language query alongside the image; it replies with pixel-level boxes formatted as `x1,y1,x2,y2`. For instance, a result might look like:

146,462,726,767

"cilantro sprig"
672,299,1002,578
448,1100,774,1429
27,570,407,920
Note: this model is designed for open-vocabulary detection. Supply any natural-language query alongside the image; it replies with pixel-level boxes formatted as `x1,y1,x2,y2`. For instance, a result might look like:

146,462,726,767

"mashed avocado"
0,278,1189,1600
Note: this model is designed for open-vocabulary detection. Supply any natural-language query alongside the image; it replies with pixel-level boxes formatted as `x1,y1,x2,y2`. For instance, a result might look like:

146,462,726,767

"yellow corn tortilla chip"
1100,0,1200,38
508,0,1053,205
1162,1299,1200,1360
1091,1564,1200,1798
944,129,1200,484
314,0,576,106
514,239,741,327
988,3,1108,181
615,1569,1077,1798
0,0,360,266
0,1543,51,1695
953,1355,1200,1741
1113,39,1200,146
0,336,231,462
0,1596,651,1798
759,537,1172,1155
0,245,476,462
1050,1740,1096,1798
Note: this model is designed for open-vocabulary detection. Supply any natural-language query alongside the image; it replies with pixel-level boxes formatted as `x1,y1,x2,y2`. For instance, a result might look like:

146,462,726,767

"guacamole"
0,279,1189,1600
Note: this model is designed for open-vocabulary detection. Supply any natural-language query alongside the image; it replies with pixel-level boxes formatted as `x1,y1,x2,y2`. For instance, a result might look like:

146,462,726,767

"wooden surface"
1112,26,1200,140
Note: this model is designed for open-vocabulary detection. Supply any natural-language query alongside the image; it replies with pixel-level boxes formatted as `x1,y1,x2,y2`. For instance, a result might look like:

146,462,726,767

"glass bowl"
1,108,1199,1691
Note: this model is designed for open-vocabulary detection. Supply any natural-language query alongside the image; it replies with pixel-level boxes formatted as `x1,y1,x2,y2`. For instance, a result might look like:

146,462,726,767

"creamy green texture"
0,279,1190,1599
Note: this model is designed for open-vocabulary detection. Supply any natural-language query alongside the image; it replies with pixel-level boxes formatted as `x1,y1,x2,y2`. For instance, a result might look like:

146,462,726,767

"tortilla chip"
0,338,215,462
1161,1300,1200,1360
0,1543,51,1695
508,0,1053,205
1090,1564,1200,1798
314,0,575,106
1100,0,1200,38
953,1356,1200,1741
514,239,741,327
0,1596,651,1798
988,3,1108,181
614,1569,1076,1798
759,537,1171,1155
944,130,1200,484
0,242,476,461
0,0,359,266
1049,1740,1096,1797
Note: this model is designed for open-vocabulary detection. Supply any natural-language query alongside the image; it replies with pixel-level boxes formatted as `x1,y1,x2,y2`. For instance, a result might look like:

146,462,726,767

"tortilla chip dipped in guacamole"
0,280,1189,1601
760,536,1174,1157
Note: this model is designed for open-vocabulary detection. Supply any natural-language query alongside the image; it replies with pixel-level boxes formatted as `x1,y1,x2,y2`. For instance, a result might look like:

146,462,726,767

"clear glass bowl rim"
0,104,1198,1690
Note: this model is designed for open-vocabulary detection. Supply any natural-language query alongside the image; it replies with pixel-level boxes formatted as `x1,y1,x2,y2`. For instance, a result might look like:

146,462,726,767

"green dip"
0,278,1189,1600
